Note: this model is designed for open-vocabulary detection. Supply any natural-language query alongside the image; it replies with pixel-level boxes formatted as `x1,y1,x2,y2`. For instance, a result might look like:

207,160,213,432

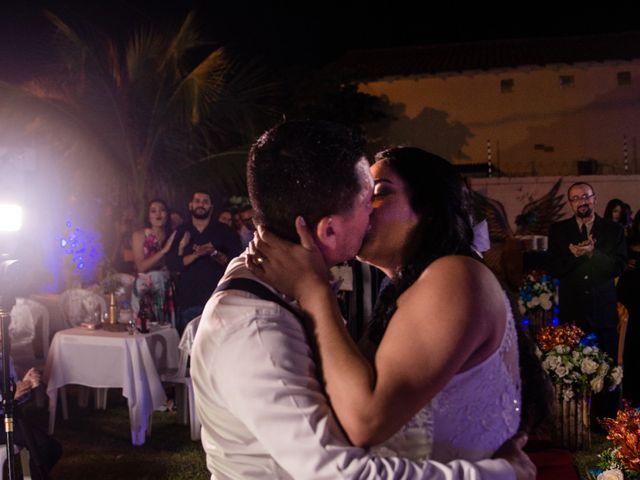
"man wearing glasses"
548,182,626,417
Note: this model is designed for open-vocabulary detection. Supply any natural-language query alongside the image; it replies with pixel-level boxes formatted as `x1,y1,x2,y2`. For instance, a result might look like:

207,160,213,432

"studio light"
0,204,22,232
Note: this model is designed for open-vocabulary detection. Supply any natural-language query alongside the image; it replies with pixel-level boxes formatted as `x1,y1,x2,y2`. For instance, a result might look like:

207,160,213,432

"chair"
59,289,107,327
11,298,50,408
160,316,201,440
10,298,50,364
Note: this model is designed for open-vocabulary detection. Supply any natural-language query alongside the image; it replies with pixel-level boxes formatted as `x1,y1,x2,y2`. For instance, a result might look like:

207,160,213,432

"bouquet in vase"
518,271,556,316
536,325,623,400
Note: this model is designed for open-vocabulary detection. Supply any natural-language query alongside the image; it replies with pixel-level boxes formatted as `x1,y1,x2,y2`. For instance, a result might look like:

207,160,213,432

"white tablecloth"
44,325,179,445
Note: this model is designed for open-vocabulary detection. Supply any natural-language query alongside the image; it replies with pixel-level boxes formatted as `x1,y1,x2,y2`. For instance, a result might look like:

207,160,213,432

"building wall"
360,61,640,176
469,175,640,232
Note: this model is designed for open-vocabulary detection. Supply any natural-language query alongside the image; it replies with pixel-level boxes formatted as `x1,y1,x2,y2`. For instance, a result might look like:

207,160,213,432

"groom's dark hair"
247,120,368,243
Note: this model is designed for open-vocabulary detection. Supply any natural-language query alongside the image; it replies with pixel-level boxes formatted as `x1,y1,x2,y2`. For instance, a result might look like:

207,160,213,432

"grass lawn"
24,388,208,480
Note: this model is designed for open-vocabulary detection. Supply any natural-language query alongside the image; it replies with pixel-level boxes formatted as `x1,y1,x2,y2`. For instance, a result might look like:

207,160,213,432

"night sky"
1,2,639,82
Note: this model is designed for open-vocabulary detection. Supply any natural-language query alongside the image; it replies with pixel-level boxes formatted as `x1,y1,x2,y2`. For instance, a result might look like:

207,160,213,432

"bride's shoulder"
419,255,495,284
409,256,503,305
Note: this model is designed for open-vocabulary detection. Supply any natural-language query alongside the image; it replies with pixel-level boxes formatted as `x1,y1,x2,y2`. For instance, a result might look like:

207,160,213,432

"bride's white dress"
373,294,521,462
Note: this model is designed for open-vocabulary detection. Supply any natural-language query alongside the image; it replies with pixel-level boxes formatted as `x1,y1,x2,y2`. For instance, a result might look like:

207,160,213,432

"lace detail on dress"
374,292,521,463
371,403,434,461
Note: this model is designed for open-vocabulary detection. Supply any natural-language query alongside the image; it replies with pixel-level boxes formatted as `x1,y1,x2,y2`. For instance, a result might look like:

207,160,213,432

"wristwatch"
210,249,218,257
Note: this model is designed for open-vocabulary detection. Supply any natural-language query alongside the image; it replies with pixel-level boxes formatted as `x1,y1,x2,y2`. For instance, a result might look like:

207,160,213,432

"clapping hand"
178,231,191,256
161,231,178,254
15,367,41,399
194,242,216,257
569,235,596,258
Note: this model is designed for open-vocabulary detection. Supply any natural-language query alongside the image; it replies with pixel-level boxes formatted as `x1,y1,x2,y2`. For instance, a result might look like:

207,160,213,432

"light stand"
0,204,23,480
0,260,17,480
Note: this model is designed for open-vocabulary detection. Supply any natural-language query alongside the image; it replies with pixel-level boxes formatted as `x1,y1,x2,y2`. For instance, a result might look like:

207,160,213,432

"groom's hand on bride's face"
493,432,536,480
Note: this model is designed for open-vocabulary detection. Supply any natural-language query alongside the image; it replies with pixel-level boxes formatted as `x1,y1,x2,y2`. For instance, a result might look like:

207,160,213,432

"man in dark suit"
548,181,626,417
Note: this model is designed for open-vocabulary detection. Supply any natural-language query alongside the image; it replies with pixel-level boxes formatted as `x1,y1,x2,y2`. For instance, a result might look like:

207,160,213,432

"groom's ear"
314,215,337,252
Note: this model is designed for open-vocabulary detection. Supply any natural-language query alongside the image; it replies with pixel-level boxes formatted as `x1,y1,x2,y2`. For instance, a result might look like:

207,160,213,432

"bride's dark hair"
367,147,476,344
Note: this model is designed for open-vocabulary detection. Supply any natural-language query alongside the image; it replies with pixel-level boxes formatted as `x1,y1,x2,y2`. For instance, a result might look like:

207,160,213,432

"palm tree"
0,10,278,210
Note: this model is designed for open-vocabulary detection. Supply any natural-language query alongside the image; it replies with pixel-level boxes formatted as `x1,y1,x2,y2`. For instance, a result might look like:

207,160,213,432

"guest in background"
237,205,256,248
604,198,631,230
0,361,62,479
217,209,233,227
167,191,242,333
617,210,640,406
170,210,185,231
131,199,182,327
548,182,627,419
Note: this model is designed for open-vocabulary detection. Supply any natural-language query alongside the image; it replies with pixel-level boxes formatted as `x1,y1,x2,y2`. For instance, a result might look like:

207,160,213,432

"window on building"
617,71,632,86
559,75,575,88
500,78,514,93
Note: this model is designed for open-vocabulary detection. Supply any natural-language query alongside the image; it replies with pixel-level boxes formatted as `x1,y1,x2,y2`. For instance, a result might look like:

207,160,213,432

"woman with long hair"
248,147,548,462
131,199,184,327
604,198,631,231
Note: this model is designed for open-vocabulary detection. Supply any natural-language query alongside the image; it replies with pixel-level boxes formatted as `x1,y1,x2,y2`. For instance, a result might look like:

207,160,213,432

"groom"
191,120,535,479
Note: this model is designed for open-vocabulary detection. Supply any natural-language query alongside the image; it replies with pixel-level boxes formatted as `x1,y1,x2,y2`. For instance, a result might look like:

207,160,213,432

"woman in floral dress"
131,199,185,327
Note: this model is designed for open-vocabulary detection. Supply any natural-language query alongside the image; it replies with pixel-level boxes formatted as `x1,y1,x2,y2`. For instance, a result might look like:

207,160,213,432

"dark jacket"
547,215,626,328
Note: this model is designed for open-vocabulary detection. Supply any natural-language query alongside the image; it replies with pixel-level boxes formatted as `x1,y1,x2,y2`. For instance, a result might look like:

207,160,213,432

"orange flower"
536,324,584,352
600,401,640,472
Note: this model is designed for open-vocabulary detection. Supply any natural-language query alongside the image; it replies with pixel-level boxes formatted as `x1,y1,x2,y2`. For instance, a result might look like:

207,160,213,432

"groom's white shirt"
191,255,516,480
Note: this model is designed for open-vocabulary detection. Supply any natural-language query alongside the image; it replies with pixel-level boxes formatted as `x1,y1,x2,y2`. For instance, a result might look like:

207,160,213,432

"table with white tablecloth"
44,325,179,445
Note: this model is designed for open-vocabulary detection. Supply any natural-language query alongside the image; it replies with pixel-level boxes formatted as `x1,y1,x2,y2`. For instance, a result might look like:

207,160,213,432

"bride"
248,147,532,462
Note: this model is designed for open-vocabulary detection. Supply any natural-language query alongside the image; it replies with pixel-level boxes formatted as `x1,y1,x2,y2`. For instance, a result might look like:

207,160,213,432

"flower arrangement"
590,402,640,480
518,271,556,315
537,325,623,401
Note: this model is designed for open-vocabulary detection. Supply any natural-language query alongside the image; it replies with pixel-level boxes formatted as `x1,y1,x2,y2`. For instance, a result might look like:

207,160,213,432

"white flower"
540,300,553,310
555,345,569,354
591,376,605,393
583,346,593,354
539,292,551,303
563,389,575,401
529,297,540,307
597,468,624,480
610,366,623,387
581,358,599,374
548,356,561,369
555,365,569,378
572,350,581,361
598,363,610,376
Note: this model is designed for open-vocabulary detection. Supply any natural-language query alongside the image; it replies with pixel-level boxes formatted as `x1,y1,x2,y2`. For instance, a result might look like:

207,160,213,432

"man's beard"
191,207,211,220
575,205,593,219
